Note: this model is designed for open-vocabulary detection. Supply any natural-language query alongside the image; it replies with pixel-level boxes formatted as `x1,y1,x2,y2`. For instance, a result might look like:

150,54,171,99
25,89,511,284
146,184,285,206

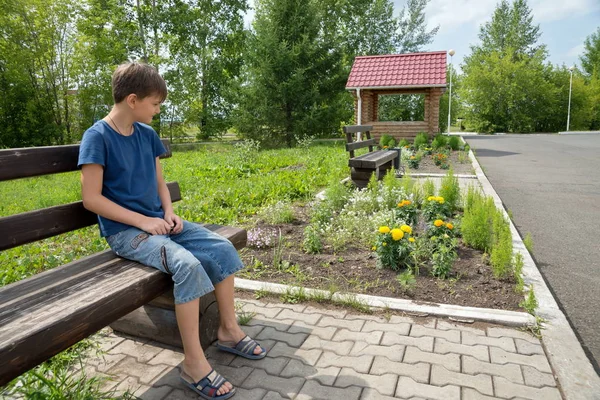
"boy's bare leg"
175,299,233,395
214,275,263,355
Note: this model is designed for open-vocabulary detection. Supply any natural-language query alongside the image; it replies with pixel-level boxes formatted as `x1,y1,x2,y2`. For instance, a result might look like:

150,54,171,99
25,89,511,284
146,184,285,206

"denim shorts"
106,220,245,304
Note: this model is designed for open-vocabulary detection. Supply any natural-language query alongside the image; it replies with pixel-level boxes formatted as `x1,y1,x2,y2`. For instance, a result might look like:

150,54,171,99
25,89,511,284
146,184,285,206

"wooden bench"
0,141,247,386
344,125,399,188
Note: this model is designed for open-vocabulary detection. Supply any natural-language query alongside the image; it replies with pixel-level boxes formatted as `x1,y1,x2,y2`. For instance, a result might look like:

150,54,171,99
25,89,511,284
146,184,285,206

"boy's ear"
126,93,138,109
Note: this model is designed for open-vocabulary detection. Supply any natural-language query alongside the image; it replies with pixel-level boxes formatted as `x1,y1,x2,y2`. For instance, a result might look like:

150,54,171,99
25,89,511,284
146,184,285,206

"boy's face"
132,94,163,124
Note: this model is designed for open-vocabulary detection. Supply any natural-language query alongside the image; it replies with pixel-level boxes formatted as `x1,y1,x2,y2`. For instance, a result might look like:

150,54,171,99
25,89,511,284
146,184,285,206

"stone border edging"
234,278,535,327
409,173,478,179
465,137,600,399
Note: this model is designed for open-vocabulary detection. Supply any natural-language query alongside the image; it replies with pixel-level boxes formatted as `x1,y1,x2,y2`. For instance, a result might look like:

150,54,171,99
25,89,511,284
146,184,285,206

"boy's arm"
156,157,183,234
81,163,171,235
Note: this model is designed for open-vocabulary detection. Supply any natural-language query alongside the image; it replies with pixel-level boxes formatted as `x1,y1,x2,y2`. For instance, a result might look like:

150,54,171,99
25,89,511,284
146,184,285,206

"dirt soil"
238,205,524,312
407,151,475,175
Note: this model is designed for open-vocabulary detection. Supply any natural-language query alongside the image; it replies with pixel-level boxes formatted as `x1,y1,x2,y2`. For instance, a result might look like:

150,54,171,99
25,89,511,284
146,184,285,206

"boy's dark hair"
112,62,167,104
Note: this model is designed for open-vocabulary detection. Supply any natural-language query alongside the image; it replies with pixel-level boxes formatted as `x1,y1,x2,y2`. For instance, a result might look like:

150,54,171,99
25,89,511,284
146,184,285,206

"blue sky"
244,0,600,71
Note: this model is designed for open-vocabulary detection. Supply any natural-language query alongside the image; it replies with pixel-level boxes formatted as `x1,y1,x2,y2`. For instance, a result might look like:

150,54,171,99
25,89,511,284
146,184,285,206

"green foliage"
580,27,600,76
520,284,538,315
379,94,425,122
430,235,457,278
490,212,513,278
396,270,416,291
422,178,435,199
258,201,296,224
407,152,422,169
413,132,429,149
374,226,415,271
379,134,397,148
399,139,411,148
395,199,418,226
448,136,460,150
431,134,447,149
514,252,525,293
303,225,323,254
422,196,451,222
524,232,534,254
439,169,461,212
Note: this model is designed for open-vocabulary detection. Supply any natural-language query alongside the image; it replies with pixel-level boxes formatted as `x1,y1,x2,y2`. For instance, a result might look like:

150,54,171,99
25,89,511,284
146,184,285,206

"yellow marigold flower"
434,219,444,227
400,225,412,234
405,200,411,205
409,237,415,243
446,223,454,230
439,199,445,204
410,156,415,159
397,202,405,208
372,246,377,251
379,226,390,234
427,196,436,201
436,196,444,202
391,229,404,241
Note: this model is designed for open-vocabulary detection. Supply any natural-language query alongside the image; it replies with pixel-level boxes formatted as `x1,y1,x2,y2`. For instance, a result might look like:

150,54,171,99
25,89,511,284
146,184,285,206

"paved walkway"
83,298,562,399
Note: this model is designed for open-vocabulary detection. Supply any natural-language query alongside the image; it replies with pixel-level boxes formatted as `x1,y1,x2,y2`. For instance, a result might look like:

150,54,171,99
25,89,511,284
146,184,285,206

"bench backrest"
343,125,376,158
0,140,178,251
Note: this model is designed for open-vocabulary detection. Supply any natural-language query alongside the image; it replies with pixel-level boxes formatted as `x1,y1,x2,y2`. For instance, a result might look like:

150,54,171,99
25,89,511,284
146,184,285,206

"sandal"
216,335,267,360
180,369,236,399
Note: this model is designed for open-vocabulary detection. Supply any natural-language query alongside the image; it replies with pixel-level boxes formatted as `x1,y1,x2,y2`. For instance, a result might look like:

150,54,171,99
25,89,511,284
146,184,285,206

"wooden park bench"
344,125,400,188
0,141,247,386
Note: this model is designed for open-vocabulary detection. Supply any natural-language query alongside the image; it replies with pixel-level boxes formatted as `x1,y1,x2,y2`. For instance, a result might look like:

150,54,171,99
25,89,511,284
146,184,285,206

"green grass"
524,232,534,255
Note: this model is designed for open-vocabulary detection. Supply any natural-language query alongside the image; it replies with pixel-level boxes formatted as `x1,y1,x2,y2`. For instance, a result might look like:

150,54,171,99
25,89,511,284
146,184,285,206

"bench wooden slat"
0,223,246,386
0,182,181,252
342,125,373,134
346,138,377,152
0,139,172,182
348,150,397,169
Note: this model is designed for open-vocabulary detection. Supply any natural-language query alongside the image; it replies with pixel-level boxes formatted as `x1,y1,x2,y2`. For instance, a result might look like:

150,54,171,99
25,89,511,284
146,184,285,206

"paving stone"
389,315,418,324
434,338,489,362
98,333,127,352
268,341,322,365
147,348,184,367
347,314,388,323
305,305,347,318
370,356,430,383
241,324,265,338
241,368,305,398
280,359,341,386
112,376,148,396
410,325,460,343
493,376,562,400
395,376,460,400
257,326,309,347
316,351,373,373
301,336,354,356
381,332,434,352
108,339,163,363
514,338,545,355
489,347,552,373
350,342,406,362
148,365,181,387
335,367,397,396
463,355,524,384
296,379,362,400
521,365,557,388
487,327,539,344
278,308,322,325
204,344,236,365
361,388,397,400
333,328,383,345
109,356,169,385
462,331,517,352
362,320,411,335
462,387,498,400
163,388,202,399
240,302,283,318
264,390,288,400
403,346,460,372
319,315,365,331
288,320,337,340
230,351,289,375
247,317,295,331
437,320,486,335
137,385,174,400
235,388,269,400
266,302,307,312
87,353,127,373
430,365,493,396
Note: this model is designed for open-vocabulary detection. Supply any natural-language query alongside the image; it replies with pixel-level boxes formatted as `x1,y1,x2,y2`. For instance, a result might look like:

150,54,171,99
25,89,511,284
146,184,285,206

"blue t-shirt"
77,120,167,237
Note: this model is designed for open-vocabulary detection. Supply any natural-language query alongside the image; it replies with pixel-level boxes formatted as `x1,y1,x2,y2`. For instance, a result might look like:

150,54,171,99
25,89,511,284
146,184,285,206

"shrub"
374,225,415,271
430,235,457,278
524,233,534,254
303,225,323,254
432,134,447,149
395,199,418,226
422,196,451,221
490,212,513,278
514,253,525,293
439,169,461,212
399,139,410,148
414,133,429,149
448,136,460,150
422,179,435,200
461,189,495,251
379,134,394,148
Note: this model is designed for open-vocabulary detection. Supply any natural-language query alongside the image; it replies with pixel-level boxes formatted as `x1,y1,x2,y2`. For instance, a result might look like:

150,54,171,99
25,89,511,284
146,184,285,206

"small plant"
413,132,429,150
407,153,421,169
448,136,460,150
247,227,278,249
373,225,415,271
258,201,295,224
337,294,372,313
431,235,458,278
379,134,396,149
463,143,471,152
490,212,513,278
524,233,534,255
428,219,456,238
520,285,538,315
235,302,256,325
398,138,410,148
254,289,269,299
422,146,433,156
281,287,308,304
303,225,323,254
458,151,470,164
272,229,284,268
395,199,418,226
422,196,451,221
439,169,461,212
422,178,435,199
432,134,447,149
397,270,417,291
433,152,450,169
514,253,525,293
295,134,315,149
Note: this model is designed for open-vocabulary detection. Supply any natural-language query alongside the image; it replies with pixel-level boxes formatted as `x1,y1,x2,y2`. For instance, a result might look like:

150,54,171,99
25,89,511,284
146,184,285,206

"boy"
78,63,265,399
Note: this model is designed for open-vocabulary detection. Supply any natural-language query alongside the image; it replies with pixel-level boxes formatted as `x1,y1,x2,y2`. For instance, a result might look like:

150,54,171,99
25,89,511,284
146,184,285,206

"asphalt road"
465,134,600,374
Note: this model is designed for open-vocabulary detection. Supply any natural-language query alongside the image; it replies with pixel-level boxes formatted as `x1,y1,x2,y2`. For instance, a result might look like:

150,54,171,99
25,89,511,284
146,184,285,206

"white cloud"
567,43,585,58
529,0,599,23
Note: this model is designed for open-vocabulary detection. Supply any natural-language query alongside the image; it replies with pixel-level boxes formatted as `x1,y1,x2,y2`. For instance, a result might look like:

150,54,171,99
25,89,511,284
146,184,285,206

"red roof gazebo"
346,51,448,140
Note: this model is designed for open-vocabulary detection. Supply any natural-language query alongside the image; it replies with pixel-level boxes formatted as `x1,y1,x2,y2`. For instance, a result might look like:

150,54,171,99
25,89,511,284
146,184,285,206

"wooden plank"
0,223,246,386
0,139,171,182
346,139,377,152
342,125,373,134
0,182,181,252
349,150,397,169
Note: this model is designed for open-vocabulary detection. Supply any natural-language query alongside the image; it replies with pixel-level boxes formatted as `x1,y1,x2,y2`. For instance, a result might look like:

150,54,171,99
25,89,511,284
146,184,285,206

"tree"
235,0,346,147
581,27,600,76
396,0,439,53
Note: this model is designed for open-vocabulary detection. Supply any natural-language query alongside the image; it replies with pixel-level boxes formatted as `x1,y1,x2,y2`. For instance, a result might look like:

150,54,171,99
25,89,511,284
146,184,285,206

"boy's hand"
139,217,173,235
164,212,183,235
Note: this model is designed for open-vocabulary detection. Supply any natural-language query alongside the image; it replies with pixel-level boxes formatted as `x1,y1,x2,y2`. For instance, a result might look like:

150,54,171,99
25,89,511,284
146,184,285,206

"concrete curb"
558,131,600,135
234,278,535,327
465,138,600,399
409,173,478,179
